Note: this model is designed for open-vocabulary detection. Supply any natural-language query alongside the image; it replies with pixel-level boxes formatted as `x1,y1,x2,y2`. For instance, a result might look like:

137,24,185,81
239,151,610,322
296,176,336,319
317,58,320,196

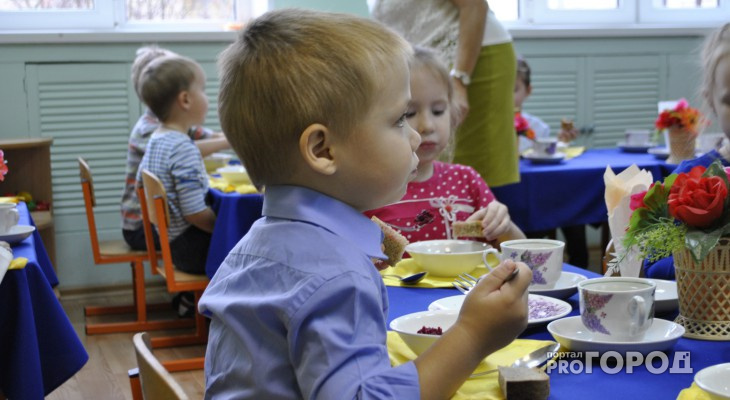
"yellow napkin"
676,383,713,400
387,332,555,400
0,196,19,204
381,257,499,288
208,176,258,194
8,257,28,270
562,146,585,160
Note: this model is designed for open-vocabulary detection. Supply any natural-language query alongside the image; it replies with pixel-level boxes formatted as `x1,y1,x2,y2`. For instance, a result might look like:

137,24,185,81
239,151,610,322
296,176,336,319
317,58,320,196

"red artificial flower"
514,112,536,140
0,150,7,182
630,190,648,211
655,98,705,136
668,165,728,228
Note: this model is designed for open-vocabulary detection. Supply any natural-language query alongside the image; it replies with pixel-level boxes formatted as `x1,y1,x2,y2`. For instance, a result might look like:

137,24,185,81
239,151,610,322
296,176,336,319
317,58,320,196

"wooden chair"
140,169,209,372
129,332,189,400
78,158,192,334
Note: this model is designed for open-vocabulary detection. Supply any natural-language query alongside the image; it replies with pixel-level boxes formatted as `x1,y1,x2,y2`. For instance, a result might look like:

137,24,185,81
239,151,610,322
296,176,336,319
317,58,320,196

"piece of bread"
498,366,550,400
452,220,483,238
371,216,408,266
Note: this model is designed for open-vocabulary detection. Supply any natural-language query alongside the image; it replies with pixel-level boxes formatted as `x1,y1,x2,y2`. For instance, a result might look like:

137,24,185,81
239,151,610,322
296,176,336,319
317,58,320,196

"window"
0,0,268,30
491,0,730,25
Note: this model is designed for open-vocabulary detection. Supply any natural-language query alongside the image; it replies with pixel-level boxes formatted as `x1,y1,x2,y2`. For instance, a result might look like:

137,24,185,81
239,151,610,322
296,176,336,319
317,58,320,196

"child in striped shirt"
136,54,215,274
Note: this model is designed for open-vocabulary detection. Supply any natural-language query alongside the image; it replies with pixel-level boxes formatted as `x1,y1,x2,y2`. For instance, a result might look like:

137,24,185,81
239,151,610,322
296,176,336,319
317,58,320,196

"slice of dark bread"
371,216,408,267
452,220,483,238
498,366,550,400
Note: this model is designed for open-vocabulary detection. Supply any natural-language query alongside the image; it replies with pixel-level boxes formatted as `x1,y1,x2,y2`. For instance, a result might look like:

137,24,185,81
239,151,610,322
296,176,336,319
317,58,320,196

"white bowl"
204,152,232,173
216,165,251,185
405,239,490,277
389,309,458,356
695,363,730,400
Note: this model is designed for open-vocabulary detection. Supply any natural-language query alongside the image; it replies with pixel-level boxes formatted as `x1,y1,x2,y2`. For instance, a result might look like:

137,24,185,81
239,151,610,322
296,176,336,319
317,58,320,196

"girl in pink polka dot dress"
365,46,525,247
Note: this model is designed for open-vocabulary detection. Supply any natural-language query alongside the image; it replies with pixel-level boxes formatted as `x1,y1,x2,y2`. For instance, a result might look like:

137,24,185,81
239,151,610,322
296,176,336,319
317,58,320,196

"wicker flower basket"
666,126,696,165
673,238,730,340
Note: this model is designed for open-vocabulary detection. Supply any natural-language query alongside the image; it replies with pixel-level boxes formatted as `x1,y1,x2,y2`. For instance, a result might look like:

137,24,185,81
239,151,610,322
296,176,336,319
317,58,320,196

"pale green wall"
273,0,368,16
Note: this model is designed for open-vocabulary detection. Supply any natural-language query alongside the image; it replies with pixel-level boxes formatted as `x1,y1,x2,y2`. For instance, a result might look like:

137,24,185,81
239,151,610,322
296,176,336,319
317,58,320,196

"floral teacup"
578,277,656,342
482,239,564,288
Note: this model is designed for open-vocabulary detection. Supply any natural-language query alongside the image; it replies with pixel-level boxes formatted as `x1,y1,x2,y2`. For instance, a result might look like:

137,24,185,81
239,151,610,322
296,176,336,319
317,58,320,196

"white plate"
0,225,35,245
695,363,730,399
617,141,657,153
429,294,571,327
547,316,684,354
529,271,587,299
647,147,670,159
523,152,565,165
646,279,679,314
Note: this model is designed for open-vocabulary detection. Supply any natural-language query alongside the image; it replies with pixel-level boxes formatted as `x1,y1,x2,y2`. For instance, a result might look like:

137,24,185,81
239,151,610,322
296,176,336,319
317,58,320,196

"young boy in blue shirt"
199,9,532,399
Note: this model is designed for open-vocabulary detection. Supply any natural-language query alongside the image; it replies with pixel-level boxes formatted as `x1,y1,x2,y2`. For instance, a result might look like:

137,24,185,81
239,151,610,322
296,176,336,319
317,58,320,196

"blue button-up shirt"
199,185,420,399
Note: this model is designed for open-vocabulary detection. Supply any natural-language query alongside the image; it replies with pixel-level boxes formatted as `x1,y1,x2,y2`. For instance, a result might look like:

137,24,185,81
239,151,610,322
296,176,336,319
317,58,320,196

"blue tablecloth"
495,148,675,232
388,264,727,399
206,190,263,278
0,203,88,399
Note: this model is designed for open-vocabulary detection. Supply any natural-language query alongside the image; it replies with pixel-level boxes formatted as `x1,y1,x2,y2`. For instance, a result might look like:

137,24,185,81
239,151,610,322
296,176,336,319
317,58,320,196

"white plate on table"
0,225,35,245
695,363,730,399
617,141,657,153
523,152,565,165
429,294,571,327
648,147,670,160
646,279,679,314
547,316,684,354
529,271,587,299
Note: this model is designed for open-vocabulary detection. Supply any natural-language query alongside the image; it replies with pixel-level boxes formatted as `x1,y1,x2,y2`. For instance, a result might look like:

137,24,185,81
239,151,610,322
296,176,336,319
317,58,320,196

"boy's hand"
467,201,512,242
456,260,531,354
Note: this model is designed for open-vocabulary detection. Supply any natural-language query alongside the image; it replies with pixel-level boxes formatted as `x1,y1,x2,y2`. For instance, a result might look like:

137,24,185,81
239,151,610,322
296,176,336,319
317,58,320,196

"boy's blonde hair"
701,23,730,115
217,8,411,186
411,45,457,162
139,55,201,122
131,45,177,99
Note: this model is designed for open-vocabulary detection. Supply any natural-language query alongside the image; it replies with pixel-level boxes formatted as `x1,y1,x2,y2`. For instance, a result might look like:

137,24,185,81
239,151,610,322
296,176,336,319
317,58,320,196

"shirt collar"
263,185,386,261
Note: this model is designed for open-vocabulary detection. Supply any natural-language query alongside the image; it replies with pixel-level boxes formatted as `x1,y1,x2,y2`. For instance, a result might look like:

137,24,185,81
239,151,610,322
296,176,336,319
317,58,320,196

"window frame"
527,0,637,25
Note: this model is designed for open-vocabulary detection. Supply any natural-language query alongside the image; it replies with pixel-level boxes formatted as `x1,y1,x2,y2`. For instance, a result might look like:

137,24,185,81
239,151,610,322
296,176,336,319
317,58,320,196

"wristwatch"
449,69,471,86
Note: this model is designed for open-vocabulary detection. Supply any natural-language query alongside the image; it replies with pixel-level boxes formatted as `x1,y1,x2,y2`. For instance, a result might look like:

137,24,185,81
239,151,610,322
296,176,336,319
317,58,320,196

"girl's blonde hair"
410,45,457,162
131,45,177,99
701,23,730,115
139,55,201,122
217,9,412,187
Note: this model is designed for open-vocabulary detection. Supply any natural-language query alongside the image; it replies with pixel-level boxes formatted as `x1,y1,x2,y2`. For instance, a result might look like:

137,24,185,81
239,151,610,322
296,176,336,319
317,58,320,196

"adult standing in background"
371,0,519,192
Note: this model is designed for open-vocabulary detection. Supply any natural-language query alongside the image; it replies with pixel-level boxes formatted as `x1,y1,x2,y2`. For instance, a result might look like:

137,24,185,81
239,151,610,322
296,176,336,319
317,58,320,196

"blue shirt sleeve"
289,272,420,399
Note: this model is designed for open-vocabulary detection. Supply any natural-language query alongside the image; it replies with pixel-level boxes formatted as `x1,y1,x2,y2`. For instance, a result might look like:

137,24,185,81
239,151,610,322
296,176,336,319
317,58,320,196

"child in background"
646,22,730,279
513,56,589,268
121,45,229,251
514,56,578,154
136,55,216,275
365,46,526,246
199,9,531,399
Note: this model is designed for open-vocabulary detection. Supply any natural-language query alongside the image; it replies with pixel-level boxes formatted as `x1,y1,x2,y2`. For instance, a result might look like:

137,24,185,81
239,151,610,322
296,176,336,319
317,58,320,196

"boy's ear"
299,123,337,175
178,90,191,110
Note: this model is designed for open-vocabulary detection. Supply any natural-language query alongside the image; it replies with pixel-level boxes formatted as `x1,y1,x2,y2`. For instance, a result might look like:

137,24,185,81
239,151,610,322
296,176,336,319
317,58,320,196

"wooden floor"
47,288,206,400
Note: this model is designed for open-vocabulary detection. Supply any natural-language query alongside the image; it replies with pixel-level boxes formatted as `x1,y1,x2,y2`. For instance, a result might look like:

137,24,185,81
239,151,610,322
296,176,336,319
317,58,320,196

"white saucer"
0,225,35,245
547,316,684,354
695,363,730,399
523,152,565,165
646,279,679,314
529,271,587,299
617,141,657,153
647,147,669,159
429,294,571,327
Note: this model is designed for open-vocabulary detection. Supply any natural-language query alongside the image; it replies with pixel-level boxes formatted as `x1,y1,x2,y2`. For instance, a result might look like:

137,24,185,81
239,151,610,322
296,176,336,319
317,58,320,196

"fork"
452,268,519,294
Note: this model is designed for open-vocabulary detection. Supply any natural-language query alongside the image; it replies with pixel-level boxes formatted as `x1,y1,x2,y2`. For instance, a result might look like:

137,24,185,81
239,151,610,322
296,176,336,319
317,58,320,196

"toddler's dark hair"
516,56,531,87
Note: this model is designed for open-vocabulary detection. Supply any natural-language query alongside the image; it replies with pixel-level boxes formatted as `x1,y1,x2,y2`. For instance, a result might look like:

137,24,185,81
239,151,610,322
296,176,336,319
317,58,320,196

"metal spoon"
469,342,560,377
382,271,428,285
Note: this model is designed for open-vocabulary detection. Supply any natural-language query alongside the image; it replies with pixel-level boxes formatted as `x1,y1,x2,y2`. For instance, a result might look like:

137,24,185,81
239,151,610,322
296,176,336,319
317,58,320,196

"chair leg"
128,368,143,400
150,292,209,348
161,357,206,372
85,260,195,335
